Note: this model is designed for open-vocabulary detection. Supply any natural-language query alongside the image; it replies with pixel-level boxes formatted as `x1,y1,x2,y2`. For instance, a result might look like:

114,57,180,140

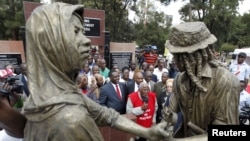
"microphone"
142,96,148,104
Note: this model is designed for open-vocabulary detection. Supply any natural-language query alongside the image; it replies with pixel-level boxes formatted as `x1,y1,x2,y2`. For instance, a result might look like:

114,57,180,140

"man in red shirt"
141,45,158,67
126,82,158,141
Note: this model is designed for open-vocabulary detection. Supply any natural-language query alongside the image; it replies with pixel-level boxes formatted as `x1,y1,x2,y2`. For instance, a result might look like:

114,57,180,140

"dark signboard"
0,54,22,69
110,52,132,70
84,18,100,37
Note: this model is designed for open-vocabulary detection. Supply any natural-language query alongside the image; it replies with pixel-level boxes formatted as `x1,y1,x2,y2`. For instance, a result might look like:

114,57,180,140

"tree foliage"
161,0,250,49
220,42,237,52
236,13,250,47
82,0,133,42
1,0,250,53
133,0,171,54
81,0,171,54
160,0,178,6
0,0,40,40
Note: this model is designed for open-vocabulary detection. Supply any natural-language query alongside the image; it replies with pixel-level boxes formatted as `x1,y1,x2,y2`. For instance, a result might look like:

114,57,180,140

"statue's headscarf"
23,2,86,121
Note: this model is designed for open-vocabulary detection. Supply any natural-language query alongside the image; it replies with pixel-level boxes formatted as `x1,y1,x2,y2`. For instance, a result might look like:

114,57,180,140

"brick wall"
23,2,105,57
0,40,25,62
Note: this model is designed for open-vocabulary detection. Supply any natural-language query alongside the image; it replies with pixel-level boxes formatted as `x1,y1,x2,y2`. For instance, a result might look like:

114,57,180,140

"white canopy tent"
233,48,250,56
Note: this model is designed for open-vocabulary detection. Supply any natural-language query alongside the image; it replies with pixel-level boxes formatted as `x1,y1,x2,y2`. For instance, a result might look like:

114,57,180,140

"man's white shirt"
229,62,250,81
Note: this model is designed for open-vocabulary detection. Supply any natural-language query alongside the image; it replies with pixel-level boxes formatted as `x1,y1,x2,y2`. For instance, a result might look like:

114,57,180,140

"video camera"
143,45,152,53
239,106,250,125
0,75,23,96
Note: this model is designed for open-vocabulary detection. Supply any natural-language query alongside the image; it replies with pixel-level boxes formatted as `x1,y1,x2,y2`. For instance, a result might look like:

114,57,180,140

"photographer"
0,69,26,139
239,80,250,125
0,83,26,139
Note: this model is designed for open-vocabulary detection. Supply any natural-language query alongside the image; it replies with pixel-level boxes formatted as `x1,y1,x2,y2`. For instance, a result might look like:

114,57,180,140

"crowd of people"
0,2,250,141
0,58,177,141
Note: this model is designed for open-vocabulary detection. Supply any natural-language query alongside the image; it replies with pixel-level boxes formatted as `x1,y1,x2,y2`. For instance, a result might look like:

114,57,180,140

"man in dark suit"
99,69,127,114
126,71,144,95
142,63,157,82
148,64,158,82
153,72,169,123
144,70,155,91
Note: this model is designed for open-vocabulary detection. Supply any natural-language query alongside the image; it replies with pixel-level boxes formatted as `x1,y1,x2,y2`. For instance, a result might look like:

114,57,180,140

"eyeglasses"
166,86,172,88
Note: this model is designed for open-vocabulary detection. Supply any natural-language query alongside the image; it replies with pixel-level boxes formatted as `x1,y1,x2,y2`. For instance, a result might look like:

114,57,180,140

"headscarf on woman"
23,3,119,141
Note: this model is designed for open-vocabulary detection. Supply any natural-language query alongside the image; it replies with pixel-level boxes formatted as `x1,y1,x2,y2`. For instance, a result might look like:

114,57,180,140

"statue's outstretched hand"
147,121,172,141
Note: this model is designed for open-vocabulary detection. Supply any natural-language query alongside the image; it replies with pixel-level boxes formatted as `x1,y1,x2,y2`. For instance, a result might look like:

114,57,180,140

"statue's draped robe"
23,3,119,141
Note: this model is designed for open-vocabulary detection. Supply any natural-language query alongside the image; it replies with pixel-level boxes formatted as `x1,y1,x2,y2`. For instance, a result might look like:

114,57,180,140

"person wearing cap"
141,45,158,67
162,22,240,138
0,69,26,140
229,52,250,84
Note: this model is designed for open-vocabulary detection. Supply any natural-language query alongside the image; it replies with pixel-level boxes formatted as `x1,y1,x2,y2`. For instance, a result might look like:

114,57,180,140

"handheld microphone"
142,96,148,104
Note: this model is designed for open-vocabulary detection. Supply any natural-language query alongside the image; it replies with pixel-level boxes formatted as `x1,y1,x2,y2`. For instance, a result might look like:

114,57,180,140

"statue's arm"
84,94,169,140
113,115,169,141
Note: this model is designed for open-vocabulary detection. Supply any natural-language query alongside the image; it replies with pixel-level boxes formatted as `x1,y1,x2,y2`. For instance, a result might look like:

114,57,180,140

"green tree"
160,0,177,5
220,42,237,53
162,0,243,50
236,13,250,47
83,0,134,42
71,0,172,52
0,0,40,40
203,0,239,47
133,0,171,54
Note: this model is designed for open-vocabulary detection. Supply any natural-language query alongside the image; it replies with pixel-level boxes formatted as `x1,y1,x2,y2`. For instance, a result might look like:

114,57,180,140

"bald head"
94,73,104,87
139,82,150,98
92,65,100,74
94,73,103,80
20,63,27,75
134,72,144,85
139,82,149,89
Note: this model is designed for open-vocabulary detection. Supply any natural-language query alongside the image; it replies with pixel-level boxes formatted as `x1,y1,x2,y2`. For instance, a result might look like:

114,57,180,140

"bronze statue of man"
22,2,168,141
163,22,240,138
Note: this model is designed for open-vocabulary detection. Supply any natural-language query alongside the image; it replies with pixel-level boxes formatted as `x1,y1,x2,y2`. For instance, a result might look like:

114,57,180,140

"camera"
239,106,250,125
143,45,152,53
0,75,23,96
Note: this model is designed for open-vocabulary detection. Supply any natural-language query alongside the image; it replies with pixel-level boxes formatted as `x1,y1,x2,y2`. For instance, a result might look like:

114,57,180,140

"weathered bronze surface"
23,2,169,141
163,22,240,140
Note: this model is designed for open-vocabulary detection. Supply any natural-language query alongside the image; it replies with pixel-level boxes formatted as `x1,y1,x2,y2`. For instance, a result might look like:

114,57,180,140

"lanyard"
235,64,242,76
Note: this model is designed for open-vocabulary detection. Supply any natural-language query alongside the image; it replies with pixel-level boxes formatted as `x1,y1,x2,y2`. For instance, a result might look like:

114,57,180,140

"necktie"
116,84,122,100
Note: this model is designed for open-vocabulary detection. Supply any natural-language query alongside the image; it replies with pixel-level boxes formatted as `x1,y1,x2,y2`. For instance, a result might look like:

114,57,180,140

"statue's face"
173,54,184,72
71,15,91,62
